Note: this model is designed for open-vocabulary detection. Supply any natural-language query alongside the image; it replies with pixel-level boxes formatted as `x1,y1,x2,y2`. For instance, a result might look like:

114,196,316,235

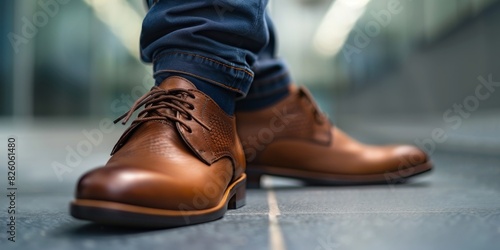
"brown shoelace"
111,86,211,154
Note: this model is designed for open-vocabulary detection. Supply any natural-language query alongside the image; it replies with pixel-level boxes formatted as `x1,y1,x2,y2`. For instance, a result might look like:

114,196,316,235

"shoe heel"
246,172,262,189
228,181,246,209
246,168,262,189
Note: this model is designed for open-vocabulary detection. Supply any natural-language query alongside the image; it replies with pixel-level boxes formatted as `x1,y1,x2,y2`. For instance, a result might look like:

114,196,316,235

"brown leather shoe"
70,77,246,227
236,85,432,187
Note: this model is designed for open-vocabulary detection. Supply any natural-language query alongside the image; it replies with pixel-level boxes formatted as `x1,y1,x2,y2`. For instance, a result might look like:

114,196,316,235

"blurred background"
0,0,499,190
1,1,500,249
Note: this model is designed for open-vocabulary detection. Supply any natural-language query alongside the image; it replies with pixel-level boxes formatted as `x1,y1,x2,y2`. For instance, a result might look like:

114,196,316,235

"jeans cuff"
153,50,254,97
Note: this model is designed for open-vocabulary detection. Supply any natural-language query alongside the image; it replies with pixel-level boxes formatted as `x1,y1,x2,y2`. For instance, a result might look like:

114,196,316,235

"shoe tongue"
158,77,197,91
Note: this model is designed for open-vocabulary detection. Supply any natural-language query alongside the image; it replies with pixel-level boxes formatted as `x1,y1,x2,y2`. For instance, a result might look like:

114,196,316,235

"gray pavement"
0,120,499,250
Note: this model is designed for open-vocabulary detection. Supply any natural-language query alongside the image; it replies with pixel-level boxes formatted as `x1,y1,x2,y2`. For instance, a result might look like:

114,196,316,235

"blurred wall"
334,0,500,117
1,0,499,120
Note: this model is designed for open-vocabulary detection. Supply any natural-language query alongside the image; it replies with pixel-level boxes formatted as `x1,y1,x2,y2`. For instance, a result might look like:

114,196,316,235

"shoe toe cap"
75,166,223,211
391,145,429,167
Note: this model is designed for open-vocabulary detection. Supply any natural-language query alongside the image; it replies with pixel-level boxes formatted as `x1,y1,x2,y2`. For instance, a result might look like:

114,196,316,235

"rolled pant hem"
153,50,254,97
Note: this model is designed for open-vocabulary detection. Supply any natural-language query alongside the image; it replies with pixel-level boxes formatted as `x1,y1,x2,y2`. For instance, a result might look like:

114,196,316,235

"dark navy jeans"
141,0,291,104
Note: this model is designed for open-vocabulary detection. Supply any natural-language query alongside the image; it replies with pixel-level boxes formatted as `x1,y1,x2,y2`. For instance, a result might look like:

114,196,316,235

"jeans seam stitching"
155,51,254,77
154,69,245,94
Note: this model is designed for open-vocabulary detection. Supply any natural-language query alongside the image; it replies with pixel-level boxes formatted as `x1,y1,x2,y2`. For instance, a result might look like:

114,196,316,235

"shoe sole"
70,174,246,228
246,162,433,187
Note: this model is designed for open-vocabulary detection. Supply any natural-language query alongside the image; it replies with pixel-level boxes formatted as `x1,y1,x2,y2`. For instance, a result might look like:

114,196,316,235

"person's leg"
71,0,270,227
236,13,291,111
235,13,432,187
141,0,269,114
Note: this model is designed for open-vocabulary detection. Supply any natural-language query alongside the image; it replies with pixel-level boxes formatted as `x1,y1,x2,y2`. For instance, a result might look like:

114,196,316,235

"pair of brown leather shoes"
70,77,432,227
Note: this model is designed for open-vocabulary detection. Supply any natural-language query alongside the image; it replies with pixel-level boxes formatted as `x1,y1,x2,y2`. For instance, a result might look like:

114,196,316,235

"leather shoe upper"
236,85,429,176
76,77,245,210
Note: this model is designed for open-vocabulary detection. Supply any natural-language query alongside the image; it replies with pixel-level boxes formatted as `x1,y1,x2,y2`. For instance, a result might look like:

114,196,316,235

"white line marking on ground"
267,189,286,250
